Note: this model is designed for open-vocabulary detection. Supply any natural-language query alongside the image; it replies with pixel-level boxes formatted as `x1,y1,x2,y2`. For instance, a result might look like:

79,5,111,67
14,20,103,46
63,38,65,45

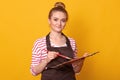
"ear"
48,19,50,24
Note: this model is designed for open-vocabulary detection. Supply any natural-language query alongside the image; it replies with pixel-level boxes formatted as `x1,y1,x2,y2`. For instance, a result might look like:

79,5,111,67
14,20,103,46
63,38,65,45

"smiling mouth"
56,26,61,28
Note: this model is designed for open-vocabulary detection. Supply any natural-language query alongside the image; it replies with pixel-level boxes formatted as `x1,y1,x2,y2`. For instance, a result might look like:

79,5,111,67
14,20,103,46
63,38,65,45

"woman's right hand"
46,51,58,63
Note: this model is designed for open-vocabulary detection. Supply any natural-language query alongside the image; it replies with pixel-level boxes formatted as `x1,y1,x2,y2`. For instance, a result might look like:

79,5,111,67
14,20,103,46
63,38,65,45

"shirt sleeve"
69,38,78,58
30,37,47,75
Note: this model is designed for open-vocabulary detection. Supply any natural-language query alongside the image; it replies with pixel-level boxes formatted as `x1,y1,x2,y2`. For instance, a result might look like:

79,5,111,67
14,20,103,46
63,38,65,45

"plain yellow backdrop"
0,0,120,80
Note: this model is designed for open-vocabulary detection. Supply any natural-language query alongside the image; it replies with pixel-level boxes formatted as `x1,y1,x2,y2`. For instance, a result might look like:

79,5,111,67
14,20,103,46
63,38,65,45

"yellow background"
0,0,120,80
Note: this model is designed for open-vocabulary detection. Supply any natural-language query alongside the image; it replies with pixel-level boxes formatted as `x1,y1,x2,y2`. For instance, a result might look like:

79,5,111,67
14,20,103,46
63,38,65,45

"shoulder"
32,37,46,52
33,37,46,45
68,37,76,45
68,37,77,55
68,37,76,48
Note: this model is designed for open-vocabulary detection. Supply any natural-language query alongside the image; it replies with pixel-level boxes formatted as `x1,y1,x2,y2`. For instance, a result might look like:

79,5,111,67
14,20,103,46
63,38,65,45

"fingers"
83,53,89,58
47,51,58,62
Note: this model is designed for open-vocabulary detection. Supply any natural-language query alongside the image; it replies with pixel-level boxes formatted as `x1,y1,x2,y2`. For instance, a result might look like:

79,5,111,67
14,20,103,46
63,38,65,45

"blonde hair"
54,2,65,8
48,2,68,21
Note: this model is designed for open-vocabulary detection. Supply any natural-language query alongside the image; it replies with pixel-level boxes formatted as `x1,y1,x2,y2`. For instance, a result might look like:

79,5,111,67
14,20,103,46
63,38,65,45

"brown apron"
41,33,76,80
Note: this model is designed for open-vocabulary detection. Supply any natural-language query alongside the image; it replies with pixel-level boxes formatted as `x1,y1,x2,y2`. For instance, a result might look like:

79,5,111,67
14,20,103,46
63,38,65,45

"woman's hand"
82,53,89,58
73,52,89,73
46,51,58,63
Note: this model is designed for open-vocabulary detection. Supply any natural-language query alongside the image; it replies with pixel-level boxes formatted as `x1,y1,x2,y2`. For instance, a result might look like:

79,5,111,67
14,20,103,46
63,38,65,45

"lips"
56,26,62,28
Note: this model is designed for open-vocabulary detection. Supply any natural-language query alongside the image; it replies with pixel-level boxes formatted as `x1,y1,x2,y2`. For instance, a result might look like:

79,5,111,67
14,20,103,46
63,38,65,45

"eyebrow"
53,17,66,20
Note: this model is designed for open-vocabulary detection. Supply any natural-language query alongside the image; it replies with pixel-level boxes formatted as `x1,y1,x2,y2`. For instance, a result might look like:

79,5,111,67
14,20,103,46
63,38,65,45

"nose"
57,20,62,26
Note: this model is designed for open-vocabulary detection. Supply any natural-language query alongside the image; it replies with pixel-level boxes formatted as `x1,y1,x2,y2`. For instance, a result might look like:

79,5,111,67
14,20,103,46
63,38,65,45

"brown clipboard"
50,51,99,69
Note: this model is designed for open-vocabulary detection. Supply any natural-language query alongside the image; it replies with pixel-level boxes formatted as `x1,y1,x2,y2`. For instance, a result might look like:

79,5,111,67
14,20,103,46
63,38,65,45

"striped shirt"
30,36,77,75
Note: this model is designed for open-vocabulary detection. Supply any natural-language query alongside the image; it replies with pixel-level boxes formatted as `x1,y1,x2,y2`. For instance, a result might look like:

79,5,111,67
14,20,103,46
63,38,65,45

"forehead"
51,11,67,19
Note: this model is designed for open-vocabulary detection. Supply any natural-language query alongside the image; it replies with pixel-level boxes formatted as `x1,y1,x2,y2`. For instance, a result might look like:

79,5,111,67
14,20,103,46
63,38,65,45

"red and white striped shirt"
30,36,77,75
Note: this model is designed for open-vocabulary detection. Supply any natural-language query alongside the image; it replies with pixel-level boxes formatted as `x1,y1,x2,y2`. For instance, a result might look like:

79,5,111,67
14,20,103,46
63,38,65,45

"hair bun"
54,2,65,9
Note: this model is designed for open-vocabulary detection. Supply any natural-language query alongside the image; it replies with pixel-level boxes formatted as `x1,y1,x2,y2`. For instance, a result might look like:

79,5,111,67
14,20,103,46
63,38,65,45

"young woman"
30,2,88,80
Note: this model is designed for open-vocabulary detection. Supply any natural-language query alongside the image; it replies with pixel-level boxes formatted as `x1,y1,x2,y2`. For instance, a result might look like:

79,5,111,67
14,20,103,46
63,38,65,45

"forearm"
33,59,48,75
72,58,85,73
31,51,58,76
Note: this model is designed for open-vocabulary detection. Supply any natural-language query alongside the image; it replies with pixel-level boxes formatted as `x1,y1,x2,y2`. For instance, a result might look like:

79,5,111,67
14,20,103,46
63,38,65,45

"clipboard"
50,51,99,69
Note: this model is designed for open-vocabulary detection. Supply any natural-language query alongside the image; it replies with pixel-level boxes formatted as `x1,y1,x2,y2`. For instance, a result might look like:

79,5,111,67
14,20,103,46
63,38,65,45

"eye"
54,18,58,21
61,19,66,22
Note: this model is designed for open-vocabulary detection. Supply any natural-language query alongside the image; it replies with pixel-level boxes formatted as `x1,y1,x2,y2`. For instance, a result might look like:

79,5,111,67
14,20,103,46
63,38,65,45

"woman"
30,2,87,80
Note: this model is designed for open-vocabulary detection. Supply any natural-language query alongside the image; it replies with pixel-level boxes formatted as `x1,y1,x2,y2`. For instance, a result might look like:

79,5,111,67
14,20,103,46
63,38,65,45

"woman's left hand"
82,53,89,58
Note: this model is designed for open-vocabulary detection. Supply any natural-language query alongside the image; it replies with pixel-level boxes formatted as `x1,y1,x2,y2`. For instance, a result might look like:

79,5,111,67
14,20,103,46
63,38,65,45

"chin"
53,30,62,33
55,29,63,32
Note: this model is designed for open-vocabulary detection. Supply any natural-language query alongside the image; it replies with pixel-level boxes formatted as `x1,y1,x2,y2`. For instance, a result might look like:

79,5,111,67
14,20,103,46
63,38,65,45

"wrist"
41,59,49,64
44,58,50,63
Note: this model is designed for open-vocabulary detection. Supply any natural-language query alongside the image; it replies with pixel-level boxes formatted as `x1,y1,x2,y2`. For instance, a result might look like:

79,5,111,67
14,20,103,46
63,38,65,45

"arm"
72,53,88,73
31,58,48,75
30,51,58,76
72,58,85,73
30,38,58,76
69,38,88,73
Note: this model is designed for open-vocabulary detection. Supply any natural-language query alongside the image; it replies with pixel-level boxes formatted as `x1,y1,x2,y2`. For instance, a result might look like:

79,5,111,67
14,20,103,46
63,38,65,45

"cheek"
51,20,56,25
49,20,54,26
62,22,66,27
51,22,56,27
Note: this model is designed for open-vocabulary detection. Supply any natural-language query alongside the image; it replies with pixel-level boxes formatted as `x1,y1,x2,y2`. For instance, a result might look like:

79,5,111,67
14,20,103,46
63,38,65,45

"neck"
49,31,63,39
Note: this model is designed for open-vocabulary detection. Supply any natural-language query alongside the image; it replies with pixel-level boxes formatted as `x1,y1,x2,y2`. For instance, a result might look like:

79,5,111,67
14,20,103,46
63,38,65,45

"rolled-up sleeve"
30,37,47,75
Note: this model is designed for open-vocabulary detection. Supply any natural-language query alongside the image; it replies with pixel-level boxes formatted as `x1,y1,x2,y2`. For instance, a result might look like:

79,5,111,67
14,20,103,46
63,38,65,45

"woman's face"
48,11,67,33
